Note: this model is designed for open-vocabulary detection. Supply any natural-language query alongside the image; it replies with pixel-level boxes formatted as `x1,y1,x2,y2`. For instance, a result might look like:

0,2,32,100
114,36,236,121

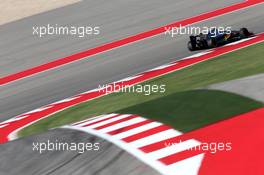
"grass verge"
19,42,264,137
117,89,262,132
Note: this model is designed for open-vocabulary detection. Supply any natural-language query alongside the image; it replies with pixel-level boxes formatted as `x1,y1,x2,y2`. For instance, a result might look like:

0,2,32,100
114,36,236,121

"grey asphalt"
0,128,160,175
0,0,241,77
2,0,263,123
1,1,264,174
208,73,264,103
1,1,244,174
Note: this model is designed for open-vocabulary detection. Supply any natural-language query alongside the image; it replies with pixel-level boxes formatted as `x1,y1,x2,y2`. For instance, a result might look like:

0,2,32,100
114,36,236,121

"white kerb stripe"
183,51,212,60
129,129,182,148
87,114,132,129
52,96,80,104
149,63,174,71
98,117,146,133
76,114,119,127
225,37,256,46
72,114,106,126
164,153,204,175
115,75,142,83
113,122,163,139
147,139,200,160
0,124,9,128
25,106,53,114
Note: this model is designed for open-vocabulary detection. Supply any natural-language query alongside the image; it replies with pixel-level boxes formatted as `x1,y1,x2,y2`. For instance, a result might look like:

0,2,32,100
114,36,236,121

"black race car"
187,28,254,51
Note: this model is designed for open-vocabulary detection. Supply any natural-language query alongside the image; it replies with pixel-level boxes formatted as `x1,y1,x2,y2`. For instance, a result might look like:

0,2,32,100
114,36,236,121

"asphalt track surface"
1,1,264,174
0,0,249,122
0,0,241,77
1,0,264,123
209,73,264,103
0,128,160,175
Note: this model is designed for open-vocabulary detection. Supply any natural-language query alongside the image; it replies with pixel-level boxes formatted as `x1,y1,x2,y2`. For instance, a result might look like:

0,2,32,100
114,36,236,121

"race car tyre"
188,41,196,51
207,38,217,48
239,28,250,37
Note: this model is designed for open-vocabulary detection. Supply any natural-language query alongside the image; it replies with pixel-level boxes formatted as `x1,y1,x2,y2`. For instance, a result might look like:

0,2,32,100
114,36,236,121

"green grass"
117,89,262,132
19,42,264,137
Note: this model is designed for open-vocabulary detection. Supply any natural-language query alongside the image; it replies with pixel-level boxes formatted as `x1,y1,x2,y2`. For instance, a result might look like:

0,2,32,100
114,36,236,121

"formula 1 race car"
187,28,254,51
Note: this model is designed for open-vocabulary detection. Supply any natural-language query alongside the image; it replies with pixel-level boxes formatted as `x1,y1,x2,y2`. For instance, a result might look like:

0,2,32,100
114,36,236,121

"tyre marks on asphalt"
65,107,264,175
0,129,162,175
64,114,204,175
